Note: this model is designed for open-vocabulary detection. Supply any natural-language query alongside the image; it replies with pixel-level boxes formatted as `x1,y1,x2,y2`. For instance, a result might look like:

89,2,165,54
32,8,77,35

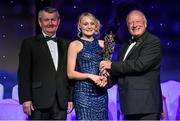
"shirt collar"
42,31,56,38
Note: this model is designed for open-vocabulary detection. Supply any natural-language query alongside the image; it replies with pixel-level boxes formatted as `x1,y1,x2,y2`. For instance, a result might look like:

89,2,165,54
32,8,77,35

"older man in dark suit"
18,7,73,120
100,10,162,120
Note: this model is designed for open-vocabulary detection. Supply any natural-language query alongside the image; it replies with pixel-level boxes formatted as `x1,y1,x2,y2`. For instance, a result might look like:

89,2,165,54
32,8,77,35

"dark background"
0,0,180,98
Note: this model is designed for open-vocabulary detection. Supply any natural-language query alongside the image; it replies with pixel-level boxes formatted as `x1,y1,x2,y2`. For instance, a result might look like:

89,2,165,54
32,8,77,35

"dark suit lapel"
57,38,64,71
124,39,142,60
118,42,129,61
36,33,56,71
124,31,148,60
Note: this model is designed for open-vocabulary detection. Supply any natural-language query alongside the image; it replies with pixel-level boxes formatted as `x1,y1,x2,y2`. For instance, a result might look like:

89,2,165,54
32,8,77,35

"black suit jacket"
111,31,162,115
18,33,72,110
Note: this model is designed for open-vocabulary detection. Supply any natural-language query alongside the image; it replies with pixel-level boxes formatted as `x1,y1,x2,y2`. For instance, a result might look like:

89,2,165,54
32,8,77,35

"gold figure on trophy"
100,31,115,78
103,31,115,60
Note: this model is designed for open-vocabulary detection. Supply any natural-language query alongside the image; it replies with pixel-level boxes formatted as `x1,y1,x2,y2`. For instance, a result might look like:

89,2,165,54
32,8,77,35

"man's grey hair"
126,10,147,23
38,7,60,20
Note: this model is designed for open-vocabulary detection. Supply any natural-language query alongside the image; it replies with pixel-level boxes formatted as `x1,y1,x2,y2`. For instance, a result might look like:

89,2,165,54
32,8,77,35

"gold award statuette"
103,31,115,60
100,31,115,77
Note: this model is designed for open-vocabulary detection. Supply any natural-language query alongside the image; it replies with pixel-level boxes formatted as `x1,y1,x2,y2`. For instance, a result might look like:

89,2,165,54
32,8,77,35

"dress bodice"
74,39,105,93
76,39,102,75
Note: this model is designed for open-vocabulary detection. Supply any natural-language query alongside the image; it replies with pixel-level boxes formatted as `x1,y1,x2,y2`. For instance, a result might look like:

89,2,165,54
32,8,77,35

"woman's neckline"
80,37,94,42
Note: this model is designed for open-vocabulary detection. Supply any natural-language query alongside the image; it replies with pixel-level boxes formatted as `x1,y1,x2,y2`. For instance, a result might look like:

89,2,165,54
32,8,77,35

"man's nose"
48,20,53,24
132,22,138,27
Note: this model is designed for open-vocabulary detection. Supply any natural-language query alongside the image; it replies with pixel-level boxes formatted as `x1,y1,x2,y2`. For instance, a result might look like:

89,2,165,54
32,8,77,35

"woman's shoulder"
69,39,83,51
70,40,82,46
98,39,104,48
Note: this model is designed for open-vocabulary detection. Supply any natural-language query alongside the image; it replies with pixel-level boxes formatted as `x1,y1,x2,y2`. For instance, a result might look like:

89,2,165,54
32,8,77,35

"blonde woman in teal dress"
67,12,108,120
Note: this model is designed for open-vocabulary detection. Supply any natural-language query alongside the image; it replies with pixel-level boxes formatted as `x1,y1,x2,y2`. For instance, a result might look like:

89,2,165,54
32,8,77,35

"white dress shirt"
123,41,136,61
42,31,59,71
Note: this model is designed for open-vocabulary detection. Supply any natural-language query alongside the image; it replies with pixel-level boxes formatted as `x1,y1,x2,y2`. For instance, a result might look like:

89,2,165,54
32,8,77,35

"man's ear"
38,20,42,27
145,21,147,28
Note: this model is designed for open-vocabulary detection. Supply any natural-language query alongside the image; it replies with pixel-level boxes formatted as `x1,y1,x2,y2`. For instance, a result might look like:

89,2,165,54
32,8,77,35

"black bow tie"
129,37,138,44
45,36,58,42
